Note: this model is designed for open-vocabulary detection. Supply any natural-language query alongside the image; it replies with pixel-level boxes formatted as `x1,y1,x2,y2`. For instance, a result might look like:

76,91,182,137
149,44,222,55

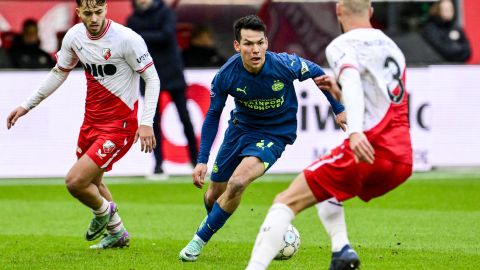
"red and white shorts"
304,141,412,202
76,119,137,172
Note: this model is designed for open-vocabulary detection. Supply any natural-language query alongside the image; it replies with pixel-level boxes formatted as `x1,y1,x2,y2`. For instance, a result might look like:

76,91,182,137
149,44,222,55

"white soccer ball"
274,224,301,260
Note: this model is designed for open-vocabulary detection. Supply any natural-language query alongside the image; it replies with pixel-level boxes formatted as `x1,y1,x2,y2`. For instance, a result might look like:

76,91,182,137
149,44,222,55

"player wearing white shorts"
246,0,412,269
6,0,160,249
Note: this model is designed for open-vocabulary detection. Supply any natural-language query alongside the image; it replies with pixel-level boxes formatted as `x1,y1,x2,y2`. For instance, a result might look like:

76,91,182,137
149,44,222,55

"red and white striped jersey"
326,28,412,164
56,19,153,125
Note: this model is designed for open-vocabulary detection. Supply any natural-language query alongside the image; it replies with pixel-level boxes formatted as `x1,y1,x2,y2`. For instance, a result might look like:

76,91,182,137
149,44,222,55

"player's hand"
335,111,347,132
314,75,342,101
349,132,375,164
192,163,208,189
6,106,28,130
134,125,156,153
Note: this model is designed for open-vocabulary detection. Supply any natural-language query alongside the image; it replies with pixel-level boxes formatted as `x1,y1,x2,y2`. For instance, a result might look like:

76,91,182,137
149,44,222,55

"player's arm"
339,68,374,164
292,55,345,115
6,66,70,129
136,64,161,153
193,76,228,188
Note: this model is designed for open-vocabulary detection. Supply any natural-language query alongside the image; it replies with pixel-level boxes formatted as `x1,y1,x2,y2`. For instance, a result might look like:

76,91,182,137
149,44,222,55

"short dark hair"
233,15,266,42
76,0,106,8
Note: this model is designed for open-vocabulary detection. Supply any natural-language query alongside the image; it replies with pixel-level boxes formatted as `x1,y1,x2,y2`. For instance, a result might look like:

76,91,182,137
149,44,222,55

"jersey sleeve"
326,40,360,79
284,53,325,81
55,29,79,72
124,32,154,73
197,73,228,164
283,53,344,114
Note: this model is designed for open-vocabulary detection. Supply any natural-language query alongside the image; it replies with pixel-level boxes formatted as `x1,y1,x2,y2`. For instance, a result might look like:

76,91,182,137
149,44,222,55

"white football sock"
93,197,109,217
107,210,124,234
246,203,295,270
316,198,350,252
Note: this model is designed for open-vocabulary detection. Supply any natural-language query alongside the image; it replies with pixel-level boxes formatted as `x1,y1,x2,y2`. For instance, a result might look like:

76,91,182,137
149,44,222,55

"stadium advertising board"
1,67,478,177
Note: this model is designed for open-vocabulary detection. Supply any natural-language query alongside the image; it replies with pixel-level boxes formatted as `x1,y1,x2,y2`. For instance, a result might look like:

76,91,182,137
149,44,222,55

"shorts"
304,140,412,202
210,125,287,182
76,119,137,172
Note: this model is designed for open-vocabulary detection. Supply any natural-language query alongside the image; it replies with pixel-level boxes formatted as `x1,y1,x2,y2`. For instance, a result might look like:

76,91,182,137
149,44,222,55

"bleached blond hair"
339,0,371,15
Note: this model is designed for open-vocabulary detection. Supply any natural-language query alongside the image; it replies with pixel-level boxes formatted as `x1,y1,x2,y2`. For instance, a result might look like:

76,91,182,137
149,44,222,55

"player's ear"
75,7,80,18
369,6,374,18
104,3,108,16
335,3,341,18
234,40,240,53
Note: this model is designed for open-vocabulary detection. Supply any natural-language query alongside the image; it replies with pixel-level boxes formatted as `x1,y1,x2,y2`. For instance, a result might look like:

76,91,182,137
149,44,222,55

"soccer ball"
274,224,301,260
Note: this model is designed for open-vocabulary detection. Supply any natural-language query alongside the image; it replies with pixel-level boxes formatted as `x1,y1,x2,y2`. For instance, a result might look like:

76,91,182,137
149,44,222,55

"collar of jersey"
87,19,112,40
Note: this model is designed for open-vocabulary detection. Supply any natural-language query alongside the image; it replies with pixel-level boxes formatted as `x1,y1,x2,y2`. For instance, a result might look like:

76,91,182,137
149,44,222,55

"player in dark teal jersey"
179,15,346,262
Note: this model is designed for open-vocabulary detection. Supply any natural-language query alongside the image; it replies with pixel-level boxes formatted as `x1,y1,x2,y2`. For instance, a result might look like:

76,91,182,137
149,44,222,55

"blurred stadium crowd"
0,0,478,69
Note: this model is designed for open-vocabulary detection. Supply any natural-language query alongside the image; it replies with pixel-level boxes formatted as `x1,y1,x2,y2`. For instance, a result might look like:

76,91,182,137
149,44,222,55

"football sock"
107,208,124,234
196,202,231,243
316,198,350,252
246,203,294,270
93,197,110,217
203,193,213,214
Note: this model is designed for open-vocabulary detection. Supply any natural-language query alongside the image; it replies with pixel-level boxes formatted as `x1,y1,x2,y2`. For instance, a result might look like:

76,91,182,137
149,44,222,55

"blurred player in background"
6,0,160,249
246,0,412,269
178,15,346,262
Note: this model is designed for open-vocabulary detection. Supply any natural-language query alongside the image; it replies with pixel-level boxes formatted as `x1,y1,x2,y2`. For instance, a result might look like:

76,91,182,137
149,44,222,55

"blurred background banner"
0,0,479,177
2,66,479,178
0,0,478,65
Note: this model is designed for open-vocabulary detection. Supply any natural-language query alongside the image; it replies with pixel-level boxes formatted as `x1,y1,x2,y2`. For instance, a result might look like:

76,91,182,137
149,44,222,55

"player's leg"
95,172,112,201
170,89,198,166
92,174,127,239
65,155,113,241
246,172,318,270
316,199,360,270
179,157,264,262
305,143,363,270
195,135,286,246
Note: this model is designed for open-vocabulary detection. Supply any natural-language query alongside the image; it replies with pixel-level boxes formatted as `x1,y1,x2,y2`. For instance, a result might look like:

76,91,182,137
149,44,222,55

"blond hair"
339,0,371,15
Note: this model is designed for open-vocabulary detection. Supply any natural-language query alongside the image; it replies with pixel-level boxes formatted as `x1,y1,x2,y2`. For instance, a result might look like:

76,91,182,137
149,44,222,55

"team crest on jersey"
102,48,112,60
271,80,284,91
102,140,116,154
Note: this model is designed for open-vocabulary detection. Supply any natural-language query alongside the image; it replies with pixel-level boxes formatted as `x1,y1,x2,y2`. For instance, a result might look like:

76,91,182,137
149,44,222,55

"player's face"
234,29,268,74
76,2,108,36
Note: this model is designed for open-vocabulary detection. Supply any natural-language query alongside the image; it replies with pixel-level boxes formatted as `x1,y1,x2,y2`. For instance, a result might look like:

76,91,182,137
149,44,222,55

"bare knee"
205,188,221,206
224,178,248,200
273,191,305,215
65,173,86,195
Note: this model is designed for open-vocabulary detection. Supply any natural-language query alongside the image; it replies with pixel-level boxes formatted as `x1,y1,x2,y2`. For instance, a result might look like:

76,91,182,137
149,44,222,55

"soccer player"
246,0,412,269
178,15,346,262
6,0,160,249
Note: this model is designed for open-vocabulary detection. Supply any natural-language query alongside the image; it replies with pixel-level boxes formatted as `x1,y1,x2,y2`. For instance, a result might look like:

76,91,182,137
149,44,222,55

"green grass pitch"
0,172,479,269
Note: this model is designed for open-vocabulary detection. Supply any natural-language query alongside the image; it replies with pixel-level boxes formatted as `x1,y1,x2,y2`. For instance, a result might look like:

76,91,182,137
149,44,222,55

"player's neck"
342,18,372,32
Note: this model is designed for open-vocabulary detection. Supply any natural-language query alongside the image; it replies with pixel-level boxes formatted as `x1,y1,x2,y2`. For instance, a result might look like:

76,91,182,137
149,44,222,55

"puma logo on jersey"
236,86,247,95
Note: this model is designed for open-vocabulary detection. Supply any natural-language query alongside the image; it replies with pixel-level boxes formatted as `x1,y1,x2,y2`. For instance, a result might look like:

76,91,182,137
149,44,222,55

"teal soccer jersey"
198,51,344,165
